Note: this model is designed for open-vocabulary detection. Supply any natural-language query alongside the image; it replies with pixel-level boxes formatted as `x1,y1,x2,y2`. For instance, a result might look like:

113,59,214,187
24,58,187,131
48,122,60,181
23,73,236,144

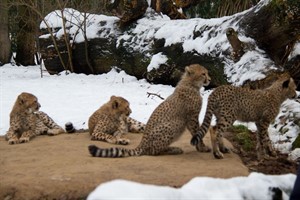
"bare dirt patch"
0,132,249,200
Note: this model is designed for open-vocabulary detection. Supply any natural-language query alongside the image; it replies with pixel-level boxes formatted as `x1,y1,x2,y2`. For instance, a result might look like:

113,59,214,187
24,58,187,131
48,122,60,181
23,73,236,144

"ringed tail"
88,145,142,158
191,103,213,145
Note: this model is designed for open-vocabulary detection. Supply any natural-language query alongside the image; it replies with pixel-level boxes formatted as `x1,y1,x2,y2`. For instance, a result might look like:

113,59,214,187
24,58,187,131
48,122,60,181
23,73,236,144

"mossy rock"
292,134,300,150
150,39,228,87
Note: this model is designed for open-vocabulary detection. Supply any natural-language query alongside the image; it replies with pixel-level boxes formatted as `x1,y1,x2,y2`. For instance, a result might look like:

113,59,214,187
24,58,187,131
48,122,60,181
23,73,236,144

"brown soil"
224,131,298,175
0,130,297,200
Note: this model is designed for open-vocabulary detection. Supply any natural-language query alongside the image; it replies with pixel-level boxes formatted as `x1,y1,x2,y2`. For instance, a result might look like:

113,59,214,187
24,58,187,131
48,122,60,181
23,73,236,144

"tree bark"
0,0,11,65
15,5,36,66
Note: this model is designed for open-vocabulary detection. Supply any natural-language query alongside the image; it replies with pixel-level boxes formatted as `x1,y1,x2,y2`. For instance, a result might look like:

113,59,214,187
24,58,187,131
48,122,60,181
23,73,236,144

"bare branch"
147,92,165,100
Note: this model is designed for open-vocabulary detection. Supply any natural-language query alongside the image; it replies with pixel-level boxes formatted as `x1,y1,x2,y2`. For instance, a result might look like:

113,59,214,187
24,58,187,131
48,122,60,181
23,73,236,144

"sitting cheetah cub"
5,92,65,144
88,64,211,157
88,96,145,145
191,75,297,160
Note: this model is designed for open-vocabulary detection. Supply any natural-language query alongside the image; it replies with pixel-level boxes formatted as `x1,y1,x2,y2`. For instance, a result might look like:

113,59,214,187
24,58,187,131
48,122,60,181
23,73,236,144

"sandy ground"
0,131,249,200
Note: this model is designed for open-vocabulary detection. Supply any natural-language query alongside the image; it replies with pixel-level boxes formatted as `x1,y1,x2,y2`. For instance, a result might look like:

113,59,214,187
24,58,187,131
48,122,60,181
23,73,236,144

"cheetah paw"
213,151,224,159
8,138,19,145
117,138,130,145
19,137,30,143
48,128,64,136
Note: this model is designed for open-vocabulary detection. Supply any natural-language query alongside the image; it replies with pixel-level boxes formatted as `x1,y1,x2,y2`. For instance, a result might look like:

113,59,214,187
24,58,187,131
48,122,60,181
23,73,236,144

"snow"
0,64,172,133
40,9,119,43
87,172,296,200
147,52,168,72
2,0,300,156
1,64,299,160
1,0,299,197
39,0,280,86
289,42,300,60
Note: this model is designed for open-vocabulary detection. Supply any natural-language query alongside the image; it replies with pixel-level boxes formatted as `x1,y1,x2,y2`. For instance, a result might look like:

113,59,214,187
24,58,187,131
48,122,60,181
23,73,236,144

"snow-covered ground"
1,64,299,159
1,0,299,198
87,172,296,200
2,65,298,199
34,0,300,160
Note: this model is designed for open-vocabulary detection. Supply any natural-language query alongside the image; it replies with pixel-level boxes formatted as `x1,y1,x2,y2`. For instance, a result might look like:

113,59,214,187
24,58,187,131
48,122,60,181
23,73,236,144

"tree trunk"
239,0,300,66
0,0,11,65
15,5,36,66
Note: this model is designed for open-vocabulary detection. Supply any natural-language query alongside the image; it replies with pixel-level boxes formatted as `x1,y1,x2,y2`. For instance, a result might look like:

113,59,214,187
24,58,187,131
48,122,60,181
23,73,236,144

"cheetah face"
186,64,211,87
18,92,40,113
110,96,132,117
202,70,211,86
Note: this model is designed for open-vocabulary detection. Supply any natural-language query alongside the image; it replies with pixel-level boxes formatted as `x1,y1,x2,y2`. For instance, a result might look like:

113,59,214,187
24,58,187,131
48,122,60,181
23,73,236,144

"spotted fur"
191,75,297,160
88,96,145,145
88,64,211,158
5,92,65,144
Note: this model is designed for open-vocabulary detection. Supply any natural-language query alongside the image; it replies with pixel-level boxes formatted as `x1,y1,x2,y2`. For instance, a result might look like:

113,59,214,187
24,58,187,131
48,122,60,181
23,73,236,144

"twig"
147,92,164,100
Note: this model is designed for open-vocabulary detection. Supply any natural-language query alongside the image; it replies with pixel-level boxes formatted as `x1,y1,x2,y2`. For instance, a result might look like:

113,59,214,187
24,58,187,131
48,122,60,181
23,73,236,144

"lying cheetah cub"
88,96,145,145
191,75,297,160
89,64,211,157
5,92,65,144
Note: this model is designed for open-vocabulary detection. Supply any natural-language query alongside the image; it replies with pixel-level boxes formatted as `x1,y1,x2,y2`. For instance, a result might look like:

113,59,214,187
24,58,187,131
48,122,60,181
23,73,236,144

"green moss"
231,125,255,152
231,124,249,133
292,134,300,150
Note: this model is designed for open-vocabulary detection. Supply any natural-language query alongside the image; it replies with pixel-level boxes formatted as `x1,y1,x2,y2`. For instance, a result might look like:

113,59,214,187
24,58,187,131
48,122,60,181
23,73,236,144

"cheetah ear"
112,100,119,109
18,95,24,105
282,79,290,88
185,66,193,76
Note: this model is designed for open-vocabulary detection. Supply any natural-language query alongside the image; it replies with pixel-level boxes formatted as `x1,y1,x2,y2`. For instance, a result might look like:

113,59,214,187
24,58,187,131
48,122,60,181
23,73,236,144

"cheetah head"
282,78,297,99
110,95,132,117
17,92,41,114
185,64,211,87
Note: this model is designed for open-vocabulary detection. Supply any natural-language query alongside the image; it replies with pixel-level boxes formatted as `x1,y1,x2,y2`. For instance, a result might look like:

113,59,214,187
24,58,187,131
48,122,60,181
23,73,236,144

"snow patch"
147,52,168,72
87,173,296,200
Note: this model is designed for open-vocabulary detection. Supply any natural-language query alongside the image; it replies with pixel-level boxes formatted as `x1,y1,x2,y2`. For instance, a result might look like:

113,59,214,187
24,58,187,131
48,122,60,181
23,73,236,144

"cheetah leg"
6,130,19,145
35,119,49,135
113,119,131,144
210,126,221,158
91,132,130,145
212,130,224,159
216,131,230,154
91,124,129,145
36,111,64,136
213,117,232,159
256,122,277,160
47,128,65,136
127,117,145,133
159,147,184,155
19,130,35,143
187,115,211,152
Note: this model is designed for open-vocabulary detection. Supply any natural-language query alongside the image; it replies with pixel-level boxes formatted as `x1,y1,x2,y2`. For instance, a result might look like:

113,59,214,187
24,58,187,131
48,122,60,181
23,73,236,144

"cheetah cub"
88,96,145,145
5,92,65,144
191,75,297,160
89,64,211,157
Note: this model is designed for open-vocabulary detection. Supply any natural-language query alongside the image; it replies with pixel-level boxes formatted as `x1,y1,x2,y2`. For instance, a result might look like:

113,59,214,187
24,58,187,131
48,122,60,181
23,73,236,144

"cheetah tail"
191,105,213,146
88,145,142,158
